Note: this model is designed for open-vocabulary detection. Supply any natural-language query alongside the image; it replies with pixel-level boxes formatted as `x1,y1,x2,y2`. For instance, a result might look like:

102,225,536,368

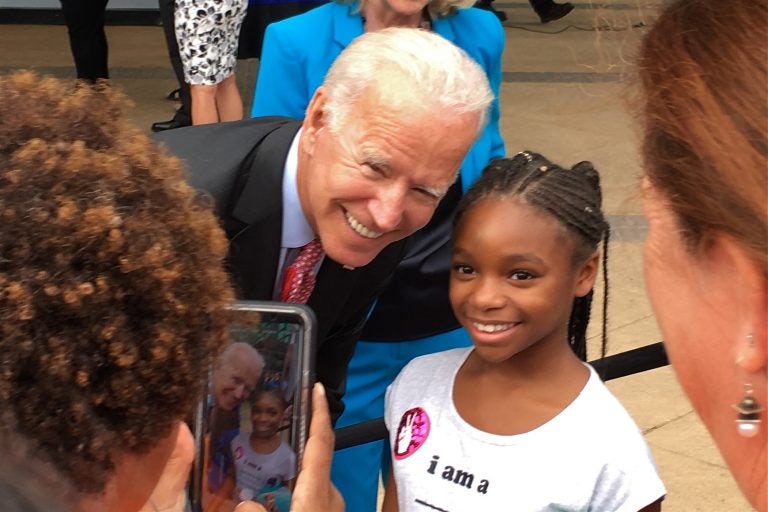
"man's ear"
301,87,328,157
575,250,600,298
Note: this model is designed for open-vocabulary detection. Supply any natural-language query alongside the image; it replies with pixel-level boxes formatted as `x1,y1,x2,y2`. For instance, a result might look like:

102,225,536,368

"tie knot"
296,238,324,267
279,238,324,304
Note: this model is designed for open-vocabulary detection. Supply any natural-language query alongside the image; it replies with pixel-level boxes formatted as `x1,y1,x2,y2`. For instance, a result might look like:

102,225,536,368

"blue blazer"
251,1,505,192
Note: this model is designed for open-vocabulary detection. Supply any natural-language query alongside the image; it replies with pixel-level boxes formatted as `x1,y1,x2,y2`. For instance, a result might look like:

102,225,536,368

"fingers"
290,383,345,512
301,383,335,473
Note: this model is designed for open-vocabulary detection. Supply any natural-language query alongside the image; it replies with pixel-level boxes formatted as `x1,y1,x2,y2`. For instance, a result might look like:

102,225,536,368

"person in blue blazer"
252,2,505,510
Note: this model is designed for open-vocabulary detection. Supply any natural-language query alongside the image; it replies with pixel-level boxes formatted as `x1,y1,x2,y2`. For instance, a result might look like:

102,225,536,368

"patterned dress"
175,0,248,85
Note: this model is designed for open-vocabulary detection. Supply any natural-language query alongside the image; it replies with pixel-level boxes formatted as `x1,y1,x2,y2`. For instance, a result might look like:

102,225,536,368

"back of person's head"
0,72,234,495
638,0,767,271
321,27,493,138
455,152,610,360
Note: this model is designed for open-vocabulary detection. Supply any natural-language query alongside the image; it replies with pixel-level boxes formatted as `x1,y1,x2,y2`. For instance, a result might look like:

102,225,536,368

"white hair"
219,341,265,373
322,27,493,137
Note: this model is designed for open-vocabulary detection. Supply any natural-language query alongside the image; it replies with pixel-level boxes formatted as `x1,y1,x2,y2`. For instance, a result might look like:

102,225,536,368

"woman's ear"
575,250,600,298
710,234,768,375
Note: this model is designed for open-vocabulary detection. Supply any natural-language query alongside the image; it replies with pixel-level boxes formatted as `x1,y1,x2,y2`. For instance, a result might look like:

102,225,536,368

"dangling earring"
734,383,763,438
734,333,763,438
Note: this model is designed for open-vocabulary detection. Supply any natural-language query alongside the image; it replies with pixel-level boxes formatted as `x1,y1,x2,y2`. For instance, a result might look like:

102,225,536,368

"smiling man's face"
297,87,479,268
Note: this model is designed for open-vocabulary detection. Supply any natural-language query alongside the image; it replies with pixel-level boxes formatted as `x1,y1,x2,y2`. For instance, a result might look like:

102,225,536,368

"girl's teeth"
474,322,512,333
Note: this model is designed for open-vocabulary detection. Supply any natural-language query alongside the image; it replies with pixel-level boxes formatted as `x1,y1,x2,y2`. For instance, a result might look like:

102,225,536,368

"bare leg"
190,84,219,125
215,74,243,123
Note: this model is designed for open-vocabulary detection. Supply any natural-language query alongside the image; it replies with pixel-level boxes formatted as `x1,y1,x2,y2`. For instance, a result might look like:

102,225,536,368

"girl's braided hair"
454,152,610,361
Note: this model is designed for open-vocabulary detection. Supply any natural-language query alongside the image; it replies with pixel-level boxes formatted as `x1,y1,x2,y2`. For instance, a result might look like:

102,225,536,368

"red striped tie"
279,239,324,304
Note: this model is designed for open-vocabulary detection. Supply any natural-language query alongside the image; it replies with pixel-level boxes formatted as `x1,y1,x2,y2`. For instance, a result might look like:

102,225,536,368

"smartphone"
189,301,316,512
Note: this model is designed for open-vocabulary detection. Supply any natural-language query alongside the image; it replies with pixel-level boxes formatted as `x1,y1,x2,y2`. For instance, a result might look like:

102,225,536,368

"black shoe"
475,0,507,22
536,1,574,23
151,118,189,132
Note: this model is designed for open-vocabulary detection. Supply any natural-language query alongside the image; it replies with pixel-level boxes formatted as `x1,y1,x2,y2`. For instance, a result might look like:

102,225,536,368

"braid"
455,151,610,362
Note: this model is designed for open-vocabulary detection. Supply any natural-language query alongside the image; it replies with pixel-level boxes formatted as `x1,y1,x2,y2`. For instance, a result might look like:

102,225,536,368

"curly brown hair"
0,72,234,494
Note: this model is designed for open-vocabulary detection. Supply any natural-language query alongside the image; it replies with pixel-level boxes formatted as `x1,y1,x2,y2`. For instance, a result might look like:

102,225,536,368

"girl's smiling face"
450,197,598,365
250,391,286,439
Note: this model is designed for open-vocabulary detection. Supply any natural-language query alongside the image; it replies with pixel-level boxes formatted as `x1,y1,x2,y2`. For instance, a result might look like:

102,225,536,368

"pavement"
0,2,753,509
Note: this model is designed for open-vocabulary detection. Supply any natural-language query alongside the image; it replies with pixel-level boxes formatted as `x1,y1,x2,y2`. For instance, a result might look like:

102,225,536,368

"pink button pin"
393,407,430,460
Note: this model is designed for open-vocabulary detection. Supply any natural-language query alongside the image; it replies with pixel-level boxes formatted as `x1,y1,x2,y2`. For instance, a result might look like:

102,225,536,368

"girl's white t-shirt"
385,348,666,512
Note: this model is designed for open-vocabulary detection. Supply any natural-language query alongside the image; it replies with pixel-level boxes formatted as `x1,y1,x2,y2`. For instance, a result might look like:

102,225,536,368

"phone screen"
190,301,315,512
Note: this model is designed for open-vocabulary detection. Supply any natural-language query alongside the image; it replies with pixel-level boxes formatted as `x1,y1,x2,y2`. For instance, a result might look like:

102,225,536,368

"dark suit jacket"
155,117,405,420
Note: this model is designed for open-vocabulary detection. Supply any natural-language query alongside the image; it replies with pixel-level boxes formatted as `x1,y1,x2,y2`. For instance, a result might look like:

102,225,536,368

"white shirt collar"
281,128,315,249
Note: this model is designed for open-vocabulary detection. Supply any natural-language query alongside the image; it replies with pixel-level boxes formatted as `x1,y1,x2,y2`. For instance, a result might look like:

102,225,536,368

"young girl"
230,387,296,511
383,153,666,511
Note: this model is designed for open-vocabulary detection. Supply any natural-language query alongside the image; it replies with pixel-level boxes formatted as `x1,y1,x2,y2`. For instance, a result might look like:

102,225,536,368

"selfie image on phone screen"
190,301,315,512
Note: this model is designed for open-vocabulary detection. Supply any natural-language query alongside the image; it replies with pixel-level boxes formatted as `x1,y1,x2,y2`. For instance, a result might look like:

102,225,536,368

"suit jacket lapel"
228,120,302,300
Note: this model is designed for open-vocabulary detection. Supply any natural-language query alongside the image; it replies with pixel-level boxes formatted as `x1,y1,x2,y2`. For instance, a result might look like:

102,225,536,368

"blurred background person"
527,0,573,23
0,71,233,512
152,0,193,132
475,0,574,24
638,0,767,509
175,0,248,124
59,0,109,82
